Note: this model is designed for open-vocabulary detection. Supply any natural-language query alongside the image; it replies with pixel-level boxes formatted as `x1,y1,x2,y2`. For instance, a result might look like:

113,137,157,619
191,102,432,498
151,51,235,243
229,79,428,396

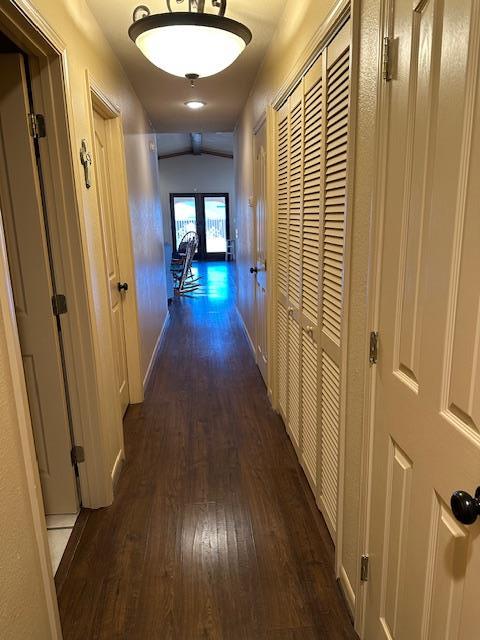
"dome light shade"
129,12,252,79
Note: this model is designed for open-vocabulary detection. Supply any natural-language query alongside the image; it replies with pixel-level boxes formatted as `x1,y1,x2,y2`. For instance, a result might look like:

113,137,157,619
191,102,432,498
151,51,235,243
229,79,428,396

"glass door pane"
172,196,197,250
203,196,227,254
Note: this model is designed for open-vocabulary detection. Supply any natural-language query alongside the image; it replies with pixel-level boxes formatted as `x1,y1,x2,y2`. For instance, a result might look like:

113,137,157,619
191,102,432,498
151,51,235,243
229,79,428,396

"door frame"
86,71,144,405
252,114,268,385
170,192,230,261
0,2,130,635
352,0,394,636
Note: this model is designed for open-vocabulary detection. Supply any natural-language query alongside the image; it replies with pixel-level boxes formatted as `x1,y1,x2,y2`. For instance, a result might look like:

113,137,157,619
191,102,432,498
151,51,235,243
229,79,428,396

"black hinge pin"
369,331,379,365
28,113,46,139
52,293,68,316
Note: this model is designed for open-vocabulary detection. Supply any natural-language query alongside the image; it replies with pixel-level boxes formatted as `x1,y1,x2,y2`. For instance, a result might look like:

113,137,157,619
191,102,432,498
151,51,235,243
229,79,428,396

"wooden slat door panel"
274,19,351,543
276,100,290,424
300,55,323,490
318,21,351,538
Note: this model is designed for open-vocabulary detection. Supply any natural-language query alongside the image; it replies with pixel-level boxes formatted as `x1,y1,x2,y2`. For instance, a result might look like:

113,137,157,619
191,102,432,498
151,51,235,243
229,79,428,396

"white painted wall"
158,154,235,247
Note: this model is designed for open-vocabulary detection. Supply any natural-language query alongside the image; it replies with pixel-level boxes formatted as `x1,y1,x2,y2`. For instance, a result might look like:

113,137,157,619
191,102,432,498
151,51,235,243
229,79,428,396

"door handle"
118,282,129,292
250,266,258,274
450,487,480,525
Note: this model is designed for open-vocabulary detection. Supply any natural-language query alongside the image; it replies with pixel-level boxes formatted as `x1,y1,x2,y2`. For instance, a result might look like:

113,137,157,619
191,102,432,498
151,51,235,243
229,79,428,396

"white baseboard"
236,306,255,358
143,311,170,391
111,447,125,492
339,564,356,618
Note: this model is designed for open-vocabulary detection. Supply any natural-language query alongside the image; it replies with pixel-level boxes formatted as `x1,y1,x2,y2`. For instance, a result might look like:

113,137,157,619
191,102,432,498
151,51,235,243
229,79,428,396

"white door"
253,121,268,383
0,54,78,515
366,2,480,638
92,109,130,416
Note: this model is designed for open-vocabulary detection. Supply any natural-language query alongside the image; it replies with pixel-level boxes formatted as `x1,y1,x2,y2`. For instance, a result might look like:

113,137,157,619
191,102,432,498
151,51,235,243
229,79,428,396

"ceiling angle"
129,0,252,80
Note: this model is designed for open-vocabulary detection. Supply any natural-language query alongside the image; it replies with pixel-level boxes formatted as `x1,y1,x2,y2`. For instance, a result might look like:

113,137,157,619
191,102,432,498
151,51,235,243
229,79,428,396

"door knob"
450,487,480,525
250,266,258,274
118,282,129,292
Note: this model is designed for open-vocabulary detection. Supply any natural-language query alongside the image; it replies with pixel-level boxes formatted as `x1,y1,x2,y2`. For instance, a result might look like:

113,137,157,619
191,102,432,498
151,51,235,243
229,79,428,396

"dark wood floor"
58,262,357,639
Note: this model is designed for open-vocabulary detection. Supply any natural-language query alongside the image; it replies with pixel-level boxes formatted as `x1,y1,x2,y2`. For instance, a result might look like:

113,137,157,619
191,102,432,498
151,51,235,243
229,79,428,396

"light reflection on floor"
187,261,234,302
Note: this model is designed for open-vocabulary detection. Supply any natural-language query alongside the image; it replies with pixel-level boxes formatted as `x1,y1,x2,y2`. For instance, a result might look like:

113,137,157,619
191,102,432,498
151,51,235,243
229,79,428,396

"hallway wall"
158,154,235,246
0,0,167,635
0,289,59,639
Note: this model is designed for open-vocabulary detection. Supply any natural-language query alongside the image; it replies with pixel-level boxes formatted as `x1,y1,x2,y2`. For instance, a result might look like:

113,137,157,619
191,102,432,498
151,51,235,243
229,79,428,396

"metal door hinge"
71,445,85,466
28,113,46,139
383,36,392,81
360,554,369,582
369,331,379,365
52,293,68,316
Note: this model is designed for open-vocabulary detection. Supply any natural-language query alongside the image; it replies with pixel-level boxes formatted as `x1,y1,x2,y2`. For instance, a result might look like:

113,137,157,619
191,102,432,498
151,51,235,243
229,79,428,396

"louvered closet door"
318,21,351,537
286,84,303,448
274,18,351,544
276,101,289,420
299,54,323,489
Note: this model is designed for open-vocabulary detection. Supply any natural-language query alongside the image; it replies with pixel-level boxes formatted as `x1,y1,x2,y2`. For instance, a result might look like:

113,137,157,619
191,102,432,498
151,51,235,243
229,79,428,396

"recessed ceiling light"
184,100,206,110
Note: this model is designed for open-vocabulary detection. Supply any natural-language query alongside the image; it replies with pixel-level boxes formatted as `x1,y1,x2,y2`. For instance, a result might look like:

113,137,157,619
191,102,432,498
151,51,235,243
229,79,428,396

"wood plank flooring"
58,262,357,640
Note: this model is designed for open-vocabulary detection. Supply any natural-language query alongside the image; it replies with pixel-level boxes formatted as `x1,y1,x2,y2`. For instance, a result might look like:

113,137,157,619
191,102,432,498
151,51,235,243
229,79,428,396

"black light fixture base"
186,72,199,86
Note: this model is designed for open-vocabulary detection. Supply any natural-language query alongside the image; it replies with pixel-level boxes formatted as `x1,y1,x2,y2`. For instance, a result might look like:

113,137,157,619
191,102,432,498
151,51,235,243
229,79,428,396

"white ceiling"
156,132,234,156
86,0,286,132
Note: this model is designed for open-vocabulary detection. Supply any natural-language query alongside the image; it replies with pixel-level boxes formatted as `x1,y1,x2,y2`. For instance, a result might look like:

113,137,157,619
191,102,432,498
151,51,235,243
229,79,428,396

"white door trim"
86,71,144,405
352,0,393,636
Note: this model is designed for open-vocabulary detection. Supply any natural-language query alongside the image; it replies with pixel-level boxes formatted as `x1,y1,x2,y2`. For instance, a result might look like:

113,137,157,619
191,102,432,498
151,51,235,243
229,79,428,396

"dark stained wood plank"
58,262,357,640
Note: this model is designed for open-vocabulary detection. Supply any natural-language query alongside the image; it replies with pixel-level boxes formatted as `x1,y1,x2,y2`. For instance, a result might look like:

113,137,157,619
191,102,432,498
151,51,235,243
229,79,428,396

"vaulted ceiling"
86,0,286,132
157,132,234,157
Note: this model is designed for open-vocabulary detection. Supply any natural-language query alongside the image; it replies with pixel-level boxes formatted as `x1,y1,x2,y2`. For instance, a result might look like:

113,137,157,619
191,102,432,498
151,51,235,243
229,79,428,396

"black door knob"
118,282,129,292
450,487,480,525
250,267,258,274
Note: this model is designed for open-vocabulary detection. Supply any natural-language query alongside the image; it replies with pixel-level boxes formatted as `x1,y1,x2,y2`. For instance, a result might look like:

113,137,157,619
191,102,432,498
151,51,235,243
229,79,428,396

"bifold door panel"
274,20,351,541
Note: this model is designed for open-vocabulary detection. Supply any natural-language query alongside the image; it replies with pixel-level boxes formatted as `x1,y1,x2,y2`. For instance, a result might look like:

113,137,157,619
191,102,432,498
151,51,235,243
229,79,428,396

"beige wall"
158,154,235,246
0,0,167,636
234,0,380,612
0,311,55,639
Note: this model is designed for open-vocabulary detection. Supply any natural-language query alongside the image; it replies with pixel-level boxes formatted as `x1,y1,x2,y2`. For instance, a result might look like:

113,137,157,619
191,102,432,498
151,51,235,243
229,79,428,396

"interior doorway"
170,192,230,261
91,103,130,417
0,49,79,570
252,120,268,384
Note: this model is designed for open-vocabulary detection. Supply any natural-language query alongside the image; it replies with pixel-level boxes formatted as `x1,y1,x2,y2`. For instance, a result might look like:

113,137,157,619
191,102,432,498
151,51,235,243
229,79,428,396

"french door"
170,193,230,260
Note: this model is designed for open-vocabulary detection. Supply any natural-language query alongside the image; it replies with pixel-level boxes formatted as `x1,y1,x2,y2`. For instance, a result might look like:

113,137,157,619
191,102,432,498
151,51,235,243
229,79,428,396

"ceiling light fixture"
129,1,252,80
185,100,206,109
